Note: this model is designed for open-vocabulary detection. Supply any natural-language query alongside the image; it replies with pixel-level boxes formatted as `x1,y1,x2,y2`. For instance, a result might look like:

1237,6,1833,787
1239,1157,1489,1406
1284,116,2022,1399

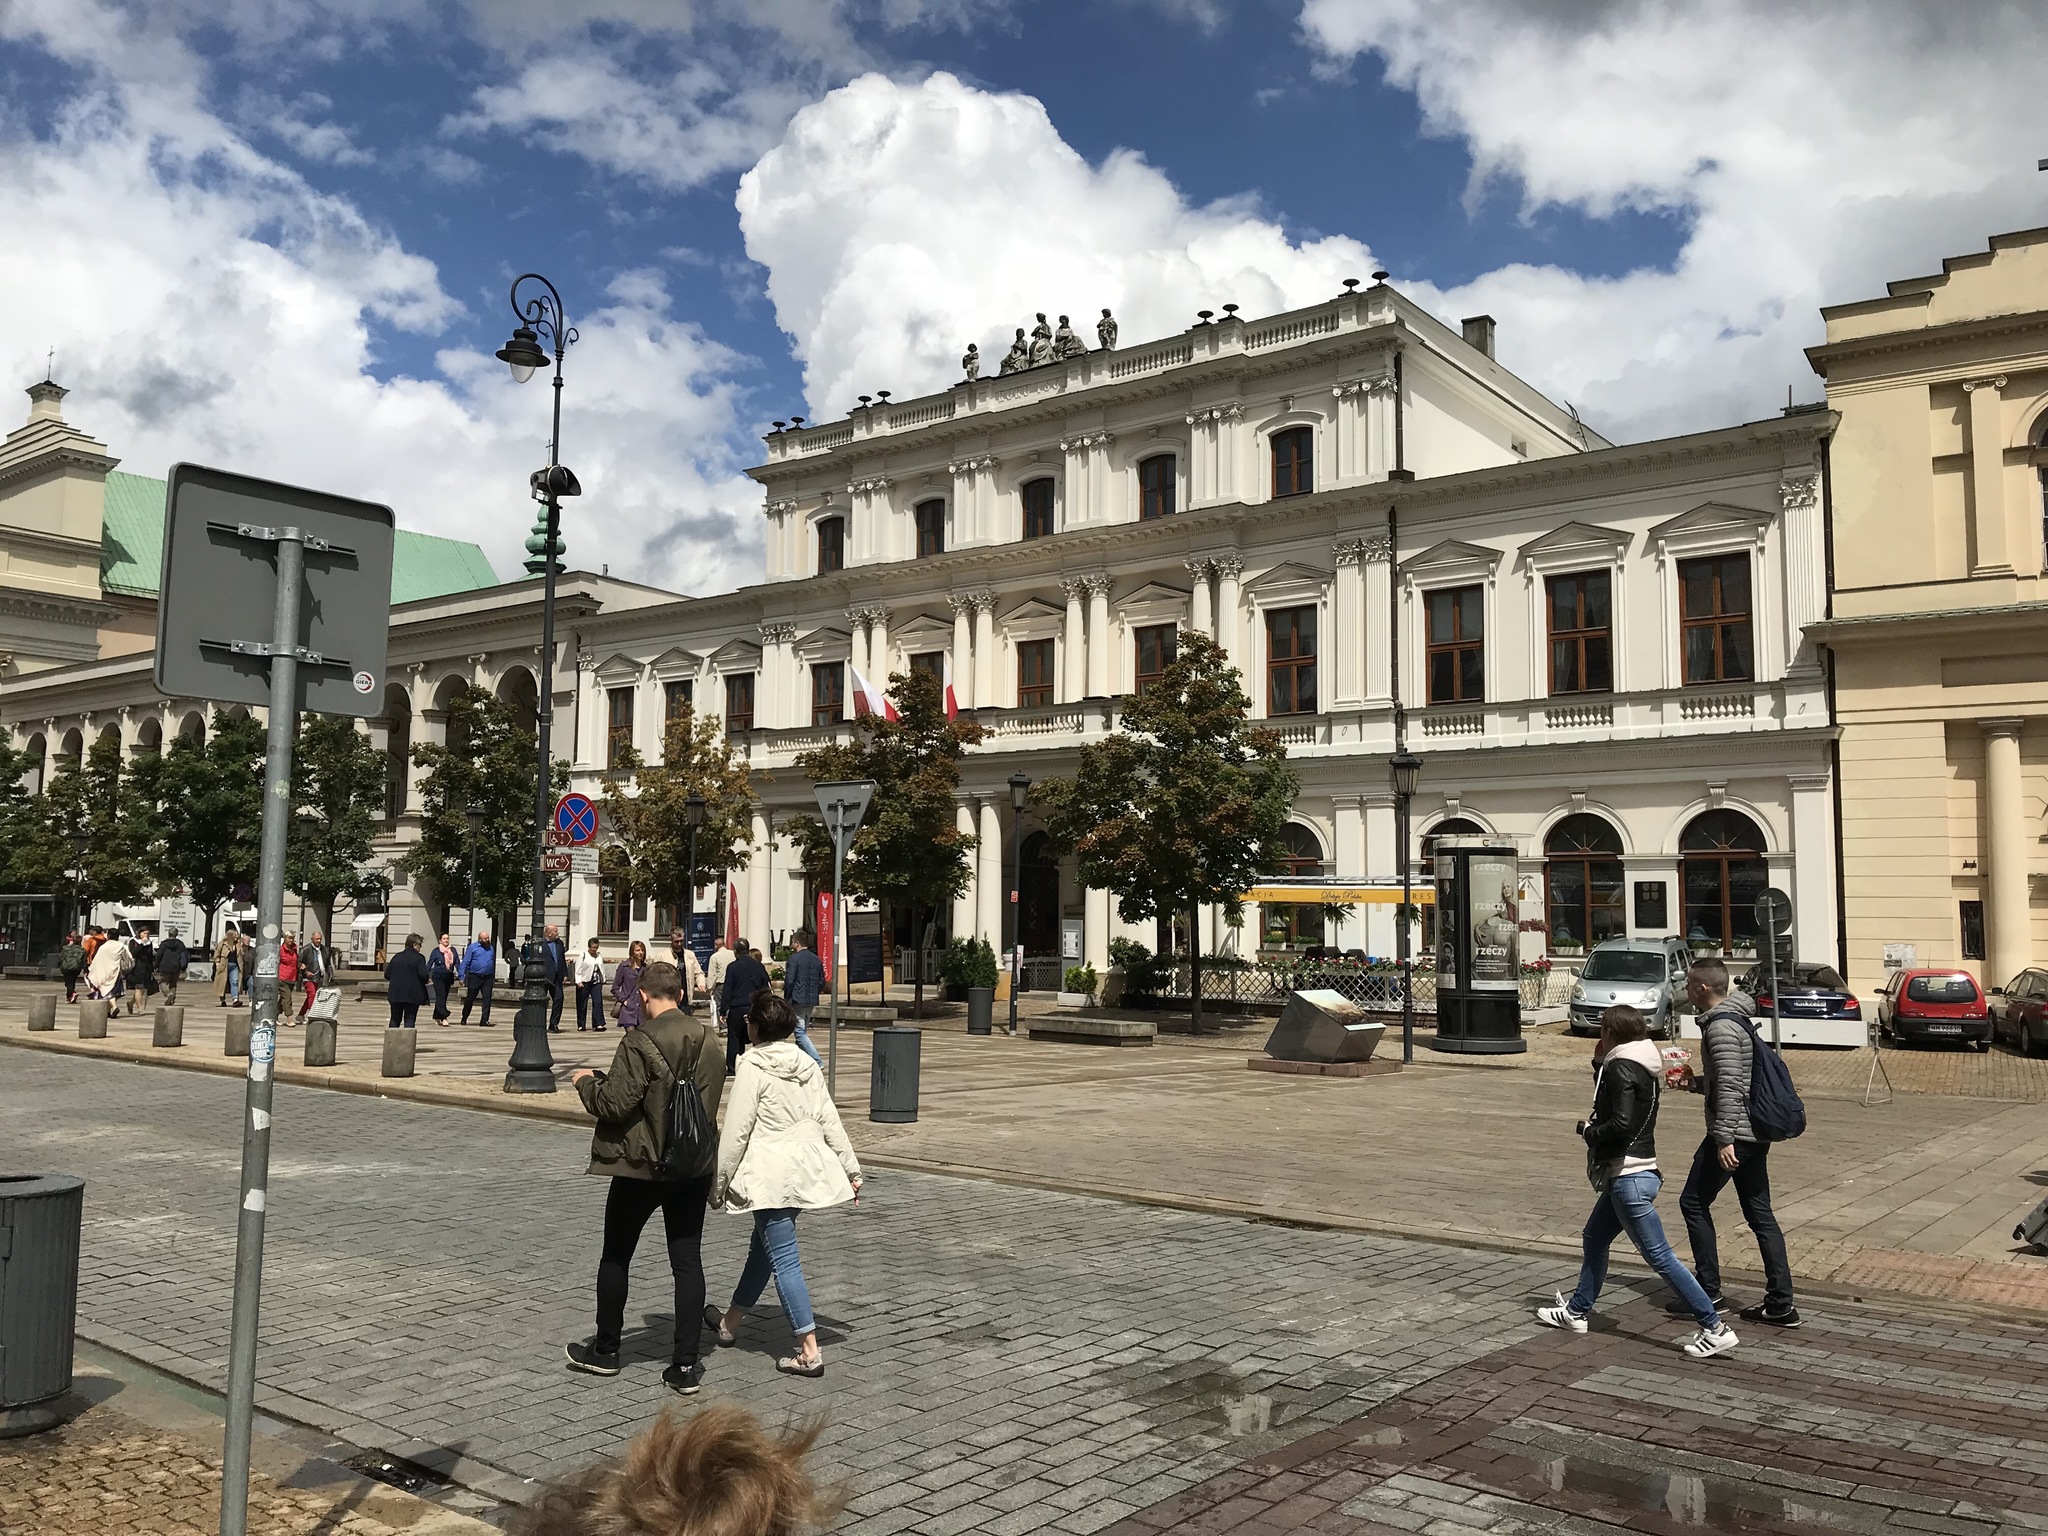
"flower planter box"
1054,991,1092,1010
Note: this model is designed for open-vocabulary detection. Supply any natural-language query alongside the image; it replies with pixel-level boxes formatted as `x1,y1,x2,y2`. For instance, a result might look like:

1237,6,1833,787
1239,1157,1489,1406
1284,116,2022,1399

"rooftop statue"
961,342,980,382
1027,312,1055,367
1097,308,1118,350
998,328,1029,374
1053,315,1086,360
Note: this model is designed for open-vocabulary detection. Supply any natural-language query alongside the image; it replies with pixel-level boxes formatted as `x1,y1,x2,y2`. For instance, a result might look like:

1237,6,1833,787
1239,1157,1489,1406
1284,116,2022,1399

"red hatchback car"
1876,968,1991,1050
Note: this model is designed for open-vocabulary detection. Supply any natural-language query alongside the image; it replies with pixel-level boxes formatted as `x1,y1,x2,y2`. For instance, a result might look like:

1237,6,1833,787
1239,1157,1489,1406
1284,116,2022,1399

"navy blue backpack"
1741,1018,1807,1141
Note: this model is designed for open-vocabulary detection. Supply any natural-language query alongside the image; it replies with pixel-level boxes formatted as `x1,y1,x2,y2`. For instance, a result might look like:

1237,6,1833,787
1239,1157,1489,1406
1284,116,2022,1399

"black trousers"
1679,1136,1795,1310
388,1001,419,1028
431,975,451,1019
461,977,493,1023
576,982,604,1029
550,979,566,1028
593,1174,712,1366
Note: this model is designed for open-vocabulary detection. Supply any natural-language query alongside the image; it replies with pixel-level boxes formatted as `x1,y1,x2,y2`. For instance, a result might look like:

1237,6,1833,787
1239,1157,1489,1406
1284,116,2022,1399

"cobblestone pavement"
7,1052,2046,1535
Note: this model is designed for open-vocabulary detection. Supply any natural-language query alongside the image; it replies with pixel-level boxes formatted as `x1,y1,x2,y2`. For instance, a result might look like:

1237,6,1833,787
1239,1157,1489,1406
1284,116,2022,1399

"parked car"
1735,961,1861,1030
1876,968,1991,1050
1568,937,1692,1038
1990,968,2048,1057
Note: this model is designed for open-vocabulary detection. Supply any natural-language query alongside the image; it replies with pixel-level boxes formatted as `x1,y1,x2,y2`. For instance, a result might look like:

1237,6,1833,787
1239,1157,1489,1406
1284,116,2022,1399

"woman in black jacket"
1535,1006,1736,1358
385,933,432,1028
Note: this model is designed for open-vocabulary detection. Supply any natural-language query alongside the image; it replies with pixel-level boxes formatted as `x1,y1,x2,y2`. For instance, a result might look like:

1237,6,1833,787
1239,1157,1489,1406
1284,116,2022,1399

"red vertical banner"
815,891,836,983
725,881,741,949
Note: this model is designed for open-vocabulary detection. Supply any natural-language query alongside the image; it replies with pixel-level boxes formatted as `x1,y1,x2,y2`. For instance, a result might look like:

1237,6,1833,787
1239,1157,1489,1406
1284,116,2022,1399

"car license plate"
1923,1023,1960,1034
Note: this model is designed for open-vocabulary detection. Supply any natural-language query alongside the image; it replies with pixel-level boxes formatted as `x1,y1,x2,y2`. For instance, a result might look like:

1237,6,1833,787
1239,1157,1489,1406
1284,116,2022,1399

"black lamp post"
496,273,579,1094
464,799,485,933
1390,745,1422,1063
683,792,705,1010
69,827,89,937
1007,770,1030,1036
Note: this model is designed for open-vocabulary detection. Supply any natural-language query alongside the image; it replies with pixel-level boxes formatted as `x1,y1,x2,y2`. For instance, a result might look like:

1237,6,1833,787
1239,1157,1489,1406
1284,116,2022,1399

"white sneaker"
1682,1322,1739,1359
1535,1292,1588,1333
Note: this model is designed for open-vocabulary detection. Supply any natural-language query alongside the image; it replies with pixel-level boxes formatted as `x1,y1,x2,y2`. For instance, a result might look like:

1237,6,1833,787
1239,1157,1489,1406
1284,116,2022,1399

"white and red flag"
852,667,899,722
941,651,959,720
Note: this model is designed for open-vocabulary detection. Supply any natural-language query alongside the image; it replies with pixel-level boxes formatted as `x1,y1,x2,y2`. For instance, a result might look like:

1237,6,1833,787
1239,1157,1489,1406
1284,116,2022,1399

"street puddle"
1220,1392,1273,1436
1534,1452,1854,1530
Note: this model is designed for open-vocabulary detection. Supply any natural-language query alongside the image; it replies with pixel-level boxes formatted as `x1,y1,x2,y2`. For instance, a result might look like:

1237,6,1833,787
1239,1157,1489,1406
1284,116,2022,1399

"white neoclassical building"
1,279,1840,987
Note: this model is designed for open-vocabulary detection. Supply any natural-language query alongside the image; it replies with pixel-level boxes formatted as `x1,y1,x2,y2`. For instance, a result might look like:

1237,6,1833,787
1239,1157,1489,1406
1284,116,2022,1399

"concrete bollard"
224,1012,251,1057
77,1000,110,1039
26,994,59,1032
152,1006,185,1048
303,1016,337,1067
381,1028,416,1078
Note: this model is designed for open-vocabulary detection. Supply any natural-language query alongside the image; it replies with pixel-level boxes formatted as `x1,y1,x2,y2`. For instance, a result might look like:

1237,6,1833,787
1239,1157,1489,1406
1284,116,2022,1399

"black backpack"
1739,1018,1807,1142
650,1026,717,1181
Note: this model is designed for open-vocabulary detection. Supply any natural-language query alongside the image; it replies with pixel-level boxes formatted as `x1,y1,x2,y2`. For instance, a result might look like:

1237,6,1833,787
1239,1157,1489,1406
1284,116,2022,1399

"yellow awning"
1243,885,1435,905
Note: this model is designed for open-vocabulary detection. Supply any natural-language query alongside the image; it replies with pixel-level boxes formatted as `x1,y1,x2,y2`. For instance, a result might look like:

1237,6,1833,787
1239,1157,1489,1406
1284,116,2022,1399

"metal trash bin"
0,1173,84,1437
869,1026,921,1123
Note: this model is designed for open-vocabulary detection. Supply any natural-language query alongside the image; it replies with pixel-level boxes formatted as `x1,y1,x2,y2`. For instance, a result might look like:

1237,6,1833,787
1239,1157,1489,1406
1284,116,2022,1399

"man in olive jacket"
563,960,725,1395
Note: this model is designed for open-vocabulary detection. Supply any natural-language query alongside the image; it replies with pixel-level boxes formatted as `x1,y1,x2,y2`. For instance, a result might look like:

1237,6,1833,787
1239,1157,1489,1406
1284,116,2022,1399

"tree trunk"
1188,898,1204,1034
313,898,337,955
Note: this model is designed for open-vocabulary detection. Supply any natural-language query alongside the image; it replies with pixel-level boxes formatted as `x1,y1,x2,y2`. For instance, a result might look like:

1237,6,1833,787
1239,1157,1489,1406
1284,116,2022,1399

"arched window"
1139,454,1177,520
1021,478,1055,540
914,499,945,558
1264,823,1327,949
1545,813,1624,955
383,686,411,821
20,734,44,797
1018,831,1060,957
2036,418,2048,565
133,719,162,759
816,516,845,574
57,728,82,776
1271,426,1313,498
1680,809,1768,956
177,712,205,749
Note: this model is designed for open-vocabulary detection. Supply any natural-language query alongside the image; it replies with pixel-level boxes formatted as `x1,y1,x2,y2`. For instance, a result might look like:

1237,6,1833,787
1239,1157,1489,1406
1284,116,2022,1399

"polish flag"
724,881,740,950
852,667,899,722
941,651,959,720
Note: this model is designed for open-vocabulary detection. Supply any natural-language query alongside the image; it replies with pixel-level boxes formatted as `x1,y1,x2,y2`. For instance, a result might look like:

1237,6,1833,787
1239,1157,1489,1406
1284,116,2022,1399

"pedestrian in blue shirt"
460,931,497,1025
781,929,826,1067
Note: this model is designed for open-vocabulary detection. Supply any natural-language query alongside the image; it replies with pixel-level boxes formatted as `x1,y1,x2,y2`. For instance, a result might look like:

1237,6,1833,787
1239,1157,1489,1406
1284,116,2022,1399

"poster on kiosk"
1431,839,1528,1054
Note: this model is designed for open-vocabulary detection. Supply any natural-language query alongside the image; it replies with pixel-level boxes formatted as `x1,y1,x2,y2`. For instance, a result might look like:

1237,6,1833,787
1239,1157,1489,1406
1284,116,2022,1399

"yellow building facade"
1810,227,2048,996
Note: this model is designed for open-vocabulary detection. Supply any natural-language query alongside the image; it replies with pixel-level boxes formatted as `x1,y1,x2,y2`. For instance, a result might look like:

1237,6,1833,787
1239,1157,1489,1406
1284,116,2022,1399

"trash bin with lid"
869,1026,921,1123
0,1173,84,1436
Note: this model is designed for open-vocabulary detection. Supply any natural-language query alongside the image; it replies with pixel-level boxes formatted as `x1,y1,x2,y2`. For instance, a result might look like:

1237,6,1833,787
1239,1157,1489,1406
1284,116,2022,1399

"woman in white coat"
706,993,862,1378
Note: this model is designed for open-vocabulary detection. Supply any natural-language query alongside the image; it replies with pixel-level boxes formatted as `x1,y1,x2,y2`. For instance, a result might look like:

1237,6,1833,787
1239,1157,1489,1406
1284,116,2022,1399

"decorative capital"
948,591,977,616
1335,536,1391,565
1059,577,1090,602
575,653,600,673
765,497,798,516
960,588,998,615
846,476,892,496
1779,473,1819,513
1363,373,1398,397
467,652,489,667
1211,554,1243,580
1184,556,1214,580
846,604,889,631
1963,375,2010,393
1081,573,1113,599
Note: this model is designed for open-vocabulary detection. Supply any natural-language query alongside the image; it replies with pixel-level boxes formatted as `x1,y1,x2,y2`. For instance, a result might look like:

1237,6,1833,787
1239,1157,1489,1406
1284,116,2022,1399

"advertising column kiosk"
1431,839,1527,1054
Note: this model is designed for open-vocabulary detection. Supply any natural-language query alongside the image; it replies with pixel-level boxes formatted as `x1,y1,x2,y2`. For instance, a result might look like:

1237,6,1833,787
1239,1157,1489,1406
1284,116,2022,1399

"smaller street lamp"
682,792,706,1010
496,325,547,384
69,827,90,936
1007,771,1030,1037
465,799,486,934
1389,746,1423,1063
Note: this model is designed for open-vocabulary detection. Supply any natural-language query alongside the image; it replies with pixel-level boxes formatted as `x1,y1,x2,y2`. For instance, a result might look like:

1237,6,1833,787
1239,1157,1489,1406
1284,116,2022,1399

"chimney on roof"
1460,316,1496,360
26,378,67,423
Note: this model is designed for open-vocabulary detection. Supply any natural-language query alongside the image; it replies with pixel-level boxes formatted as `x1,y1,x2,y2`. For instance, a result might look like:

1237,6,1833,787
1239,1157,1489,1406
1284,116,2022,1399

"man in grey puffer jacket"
1676,956,1799,1327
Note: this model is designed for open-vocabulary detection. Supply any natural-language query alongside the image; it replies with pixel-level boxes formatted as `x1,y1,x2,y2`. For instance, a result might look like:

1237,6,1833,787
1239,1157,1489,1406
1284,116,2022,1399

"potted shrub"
1107,938,1166,1011
1057,964,1098,1010
952,938,998,1034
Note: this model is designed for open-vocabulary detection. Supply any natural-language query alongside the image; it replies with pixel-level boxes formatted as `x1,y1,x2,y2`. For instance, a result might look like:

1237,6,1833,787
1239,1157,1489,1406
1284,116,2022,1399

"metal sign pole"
828,823,844,1099
1768,933,1783,1051
218,531,305,1536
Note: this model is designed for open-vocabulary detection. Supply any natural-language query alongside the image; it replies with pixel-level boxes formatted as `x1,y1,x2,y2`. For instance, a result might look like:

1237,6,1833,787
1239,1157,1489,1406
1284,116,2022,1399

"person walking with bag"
575,938,608,1031
780,930,826,1067
301,931,331,1020
564,961,725,1395
213,928,242,1007
460,931,495,1024
612,940,649,1031
705,993,862,1379
154,927,189,1006
278,932,300,1023
87,929,129,1004
124,927,156,1015
1675,956,1801,1327
429,933,458,1023
386,934,431,1028
1535,1005,1738,1360
720,938,770,1076
58,932,85,1003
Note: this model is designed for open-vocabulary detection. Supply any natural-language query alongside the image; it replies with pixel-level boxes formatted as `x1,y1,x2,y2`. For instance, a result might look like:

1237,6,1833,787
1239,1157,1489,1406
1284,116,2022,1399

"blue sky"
1,1,2039,591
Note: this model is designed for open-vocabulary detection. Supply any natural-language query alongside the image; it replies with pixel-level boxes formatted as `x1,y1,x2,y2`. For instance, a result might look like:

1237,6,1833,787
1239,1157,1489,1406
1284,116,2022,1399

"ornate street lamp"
683,791,706,1010
1007,770,1030,1036
69,827,89,937
464,798,485,932
1390,745,1422,1062
495,273,579,1093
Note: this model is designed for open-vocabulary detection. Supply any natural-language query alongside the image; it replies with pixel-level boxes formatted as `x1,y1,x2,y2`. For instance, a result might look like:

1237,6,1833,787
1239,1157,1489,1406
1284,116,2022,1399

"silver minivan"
1567,937,1694,1038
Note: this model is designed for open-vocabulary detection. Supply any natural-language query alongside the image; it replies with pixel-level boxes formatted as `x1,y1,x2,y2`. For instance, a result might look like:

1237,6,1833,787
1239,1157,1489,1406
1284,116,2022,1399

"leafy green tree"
287,714,391,945
0,737,51,897
400,685,566,944
598,705,755,913
785,669,983,1014
1037,632,1297,1031
153,711,266,945
31,731,163,916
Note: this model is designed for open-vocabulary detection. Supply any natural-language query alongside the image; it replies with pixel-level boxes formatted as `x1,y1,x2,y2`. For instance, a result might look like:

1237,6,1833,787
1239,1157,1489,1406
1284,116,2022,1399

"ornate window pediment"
1116,581,1192,625
708,637,763,668
1518,521,1632,572
1242,561,1330,606
792,626,852,661
1649,501,1772,558
999,597,1064,636
593,653,642,687
648,647,702,680
1401,539,1503,586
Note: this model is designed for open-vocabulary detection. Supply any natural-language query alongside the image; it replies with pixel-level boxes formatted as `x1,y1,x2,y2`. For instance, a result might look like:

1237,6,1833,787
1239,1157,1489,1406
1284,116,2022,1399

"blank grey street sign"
814,780,876,857
154,463,395,717
1754,888,1793,936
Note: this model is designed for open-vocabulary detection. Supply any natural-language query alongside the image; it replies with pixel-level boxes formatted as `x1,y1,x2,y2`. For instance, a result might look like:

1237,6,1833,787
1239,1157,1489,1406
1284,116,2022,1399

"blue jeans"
1569,1171,1720,1329
792,1010,824,1067
731,1209,814,1336
225,963,241,1002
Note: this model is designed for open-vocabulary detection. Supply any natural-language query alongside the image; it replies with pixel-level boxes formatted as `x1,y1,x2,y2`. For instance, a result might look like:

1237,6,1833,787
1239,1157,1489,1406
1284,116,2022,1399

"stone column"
948,457,980,546
1333,793,1366,950
1788,772,1837,966
746,810,772,946
1187,558,1214,638
1213,555,1242,673
1965,378,2012,576
950,595,976,705
1333,541,1368,707
953,796,978,941
759,623,797,729
1984,718,2031,984
870,608,891,683
972,593,997,710
1084,883,1110,972
1363,372,1397,481
978,797,1003,944
1364,792,1398,957
1060,579,1088,702
1362,536,1394,706
1331,381,1367,483
1061,433,1091,527
1779,472,1824,667
1085,575,1112,697
846,609,869,682
1184,409,1215,506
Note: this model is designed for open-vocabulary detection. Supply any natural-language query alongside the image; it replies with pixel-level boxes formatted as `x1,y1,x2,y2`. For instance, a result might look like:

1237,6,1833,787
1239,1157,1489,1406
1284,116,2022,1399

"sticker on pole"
352,670,375,695
553,793,599,845
250,1026,276,1064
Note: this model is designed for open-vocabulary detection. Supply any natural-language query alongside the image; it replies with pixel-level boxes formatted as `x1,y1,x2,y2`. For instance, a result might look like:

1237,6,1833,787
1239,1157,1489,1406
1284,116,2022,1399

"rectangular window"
910,651,945,685
1425,586,1485,704
811,662,844,726
1017,638,1055,708
1960,899,1986,962
1134,623,1178,696
724,673,755,732
817,517,844,574
598,878,631,937
605,687,634,768
663,679,692,726
915,499,946,558
1678,554,1753,684
1546,570,1613,695
1271,427,1313,498
1266,605,1317,716
1021,478,1055,540
1139,455,1177,520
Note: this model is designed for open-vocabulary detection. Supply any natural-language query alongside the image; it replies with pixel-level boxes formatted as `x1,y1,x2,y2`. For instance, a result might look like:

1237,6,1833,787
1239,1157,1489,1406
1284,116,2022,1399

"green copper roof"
100,470,501,604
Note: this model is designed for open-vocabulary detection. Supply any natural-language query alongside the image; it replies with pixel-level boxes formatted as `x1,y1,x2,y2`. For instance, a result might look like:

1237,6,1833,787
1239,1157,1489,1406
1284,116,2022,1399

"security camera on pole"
813,779,876,1097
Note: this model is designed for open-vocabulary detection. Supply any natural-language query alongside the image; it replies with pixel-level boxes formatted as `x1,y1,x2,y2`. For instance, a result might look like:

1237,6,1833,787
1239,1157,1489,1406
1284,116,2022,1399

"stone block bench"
1028,1014,1155,1047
